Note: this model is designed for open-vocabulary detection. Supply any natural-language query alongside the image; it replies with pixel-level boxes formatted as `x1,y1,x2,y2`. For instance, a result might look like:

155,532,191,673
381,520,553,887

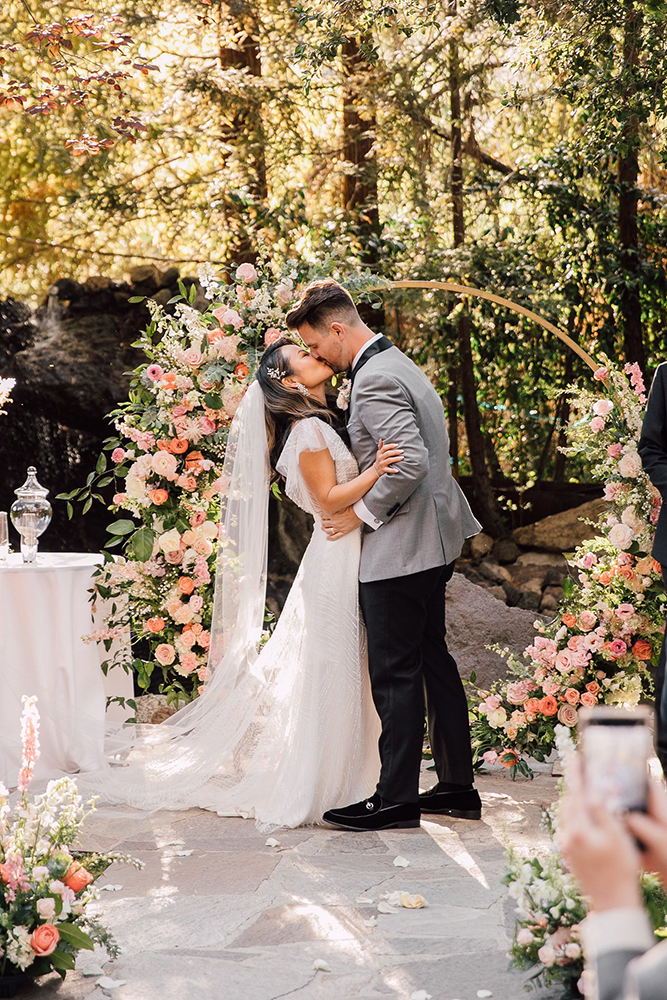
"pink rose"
113,492,127,505
165,549,184,565
200,416,217,435
482,750,498,765
146,364,164,382
578,609,597,630
616,603,635,619
180,630,197,649
593,399,613,416
183,347,203,368
609,639,628,658
590,416,605,432
235,262,258,283
275,283,292,306
264,327,282,346
190,510,207,528
593,367,609,381
543,679,561,696
155,643,175,666
189,594,204,612
608,522,634,550
604,482,621,501
173,404,187,418
608,443,622,458
555,649,573,674
220,308,243,330
580,552,597,569
557,703,578,727
179,652,198,673
111,447,125,463
517,928,534,946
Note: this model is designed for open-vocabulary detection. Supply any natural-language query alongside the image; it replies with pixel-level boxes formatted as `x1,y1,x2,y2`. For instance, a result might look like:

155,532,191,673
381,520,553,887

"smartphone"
579,705,653,813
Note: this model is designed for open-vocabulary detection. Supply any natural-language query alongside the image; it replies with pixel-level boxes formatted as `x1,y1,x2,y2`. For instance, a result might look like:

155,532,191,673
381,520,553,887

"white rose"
32,866,49,881
608,522,635,550
159,528,182,554
565,942,581,959
487,706,508,729
621,506,643,531
49,880,65,895
36,897,56,920
618,450,642,478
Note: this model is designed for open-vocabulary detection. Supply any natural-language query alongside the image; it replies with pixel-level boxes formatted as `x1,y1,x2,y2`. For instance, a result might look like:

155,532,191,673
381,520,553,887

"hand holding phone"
580,705,653,814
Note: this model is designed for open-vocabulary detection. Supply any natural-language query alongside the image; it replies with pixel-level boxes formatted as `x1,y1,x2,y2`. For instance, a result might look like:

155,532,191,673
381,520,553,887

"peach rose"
633,639,653,661
155,643,176,666
524,697,541,717
598,571,613,585
177,474,197,492
580,692,597,707
178,577,195,595
31,923,60,956
64,861,94,893
564,688,580,705
183,347,203,368
561,613,577,628
146,617,166,633
264,327,281,346
586,681,600,694
148,488,169,505
185,450,204,470
557,703,578,727
539,695,559,716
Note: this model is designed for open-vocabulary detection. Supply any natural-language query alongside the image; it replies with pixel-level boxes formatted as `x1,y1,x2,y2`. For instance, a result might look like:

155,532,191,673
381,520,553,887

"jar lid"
15,466,50,499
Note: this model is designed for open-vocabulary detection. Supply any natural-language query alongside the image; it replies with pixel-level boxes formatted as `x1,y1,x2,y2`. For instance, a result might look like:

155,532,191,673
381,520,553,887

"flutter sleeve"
275,418,332,515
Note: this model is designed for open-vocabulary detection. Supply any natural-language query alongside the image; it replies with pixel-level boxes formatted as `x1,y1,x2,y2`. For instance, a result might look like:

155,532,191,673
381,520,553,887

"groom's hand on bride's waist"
322,507,362,541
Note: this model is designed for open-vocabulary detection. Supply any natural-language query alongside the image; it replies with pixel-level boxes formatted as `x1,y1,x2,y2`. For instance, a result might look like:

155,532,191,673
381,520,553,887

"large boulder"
446,572,542,690
512,498,608,552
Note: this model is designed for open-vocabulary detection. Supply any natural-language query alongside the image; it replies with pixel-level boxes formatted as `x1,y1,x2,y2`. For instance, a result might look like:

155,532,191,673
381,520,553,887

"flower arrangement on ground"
0,697,140,992
471,359,665,776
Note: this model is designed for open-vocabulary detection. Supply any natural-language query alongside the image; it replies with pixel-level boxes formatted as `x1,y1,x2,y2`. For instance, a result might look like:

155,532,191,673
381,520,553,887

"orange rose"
499,749,519,768
31,923,60,956
146,616,165,633
178,577,195,595
185,450,204,470
235,363,249,378
149,488,169,506
157,439,172,451
561,613,577,628
619,566,637,582
539,695,559,716
160,372,177,388
524,697,541,717
599,571,613,585
64,861,94,894
170,438,189,454
633,639,653,661
653,559,662,574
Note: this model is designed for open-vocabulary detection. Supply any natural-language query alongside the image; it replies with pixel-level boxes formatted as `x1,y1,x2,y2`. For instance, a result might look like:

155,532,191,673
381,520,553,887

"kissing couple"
89,278,483,833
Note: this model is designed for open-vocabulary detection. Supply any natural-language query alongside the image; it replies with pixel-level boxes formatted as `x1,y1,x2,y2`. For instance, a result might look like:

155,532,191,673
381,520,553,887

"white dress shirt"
351,333,385,531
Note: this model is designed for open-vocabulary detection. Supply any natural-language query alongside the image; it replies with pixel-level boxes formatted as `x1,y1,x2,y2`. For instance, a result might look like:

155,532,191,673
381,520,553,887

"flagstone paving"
22,767,561,1000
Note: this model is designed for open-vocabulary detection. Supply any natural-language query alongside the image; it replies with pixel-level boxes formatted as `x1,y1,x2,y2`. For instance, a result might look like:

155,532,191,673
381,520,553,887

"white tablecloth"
0,552,132,786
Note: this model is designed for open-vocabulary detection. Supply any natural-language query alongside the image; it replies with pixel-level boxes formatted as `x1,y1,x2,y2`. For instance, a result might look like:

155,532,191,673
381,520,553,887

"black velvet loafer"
322,793,420,831
419,783,482,820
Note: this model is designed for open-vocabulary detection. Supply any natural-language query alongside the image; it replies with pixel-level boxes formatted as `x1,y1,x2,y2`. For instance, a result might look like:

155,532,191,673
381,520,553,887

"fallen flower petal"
477,992,493,998
175,849,193,856
355,895,374,903
377,901,398,914
399,892,427,909
313,959,331,972
411,992,432,1000
364,916,378,928
99,884,122,891
265,837,280,848
96,978,127,989
393,855,410,867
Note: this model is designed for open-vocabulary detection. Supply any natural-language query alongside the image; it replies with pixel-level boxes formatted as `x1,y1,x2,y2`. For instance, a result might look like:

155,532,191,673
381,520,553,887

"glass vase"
10,467,52,564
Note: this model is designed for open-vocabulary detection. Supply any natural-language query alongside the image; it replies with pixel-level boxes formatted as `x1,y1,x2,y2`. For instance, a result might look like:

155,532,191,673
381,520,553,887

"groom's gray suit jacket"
347,338,482,583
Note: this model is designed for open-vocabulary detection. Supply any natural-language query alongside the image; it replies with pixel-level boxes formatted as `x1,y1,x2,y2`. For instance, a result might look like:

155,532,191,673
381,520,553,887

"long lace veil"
93,380,272,810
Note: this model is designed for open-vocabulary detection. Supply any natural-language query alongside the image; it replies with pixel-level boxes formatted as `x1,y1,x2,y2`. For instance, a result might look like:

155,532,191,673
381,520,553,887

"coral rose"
633,639,653,661
148,488,169,506
185,450,204,470
539,696,559,716
524,697,541,717
598,571,613,585
146,617,165,633
178,576,195,595
586,681,600,694
561,613,577,628
235,362,249,379
499,749,519,768
64,861,94,893
31,923,60,957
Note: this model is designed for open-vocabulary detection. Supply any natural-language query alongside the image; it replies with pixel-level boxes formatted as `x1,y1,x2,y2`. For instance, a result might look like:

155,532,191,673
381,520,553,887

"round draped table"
0,552,116,786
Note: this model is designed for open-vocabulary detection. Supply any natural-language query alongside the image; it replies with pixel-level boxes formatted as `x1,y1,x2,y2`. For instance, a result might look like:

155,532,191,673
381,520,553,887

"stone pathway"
22,769,560,1000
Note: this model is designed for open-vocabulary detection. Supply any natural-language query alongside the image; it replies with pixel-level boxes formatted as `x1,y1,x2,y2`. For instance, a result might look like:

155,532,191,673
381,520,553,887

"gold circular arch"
374,279,598,372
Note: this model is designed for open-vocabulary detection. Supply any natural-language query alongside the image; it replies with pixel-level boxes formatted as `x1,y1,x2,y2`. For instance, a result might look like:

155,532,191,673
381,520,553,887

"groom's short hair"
285,279,359,332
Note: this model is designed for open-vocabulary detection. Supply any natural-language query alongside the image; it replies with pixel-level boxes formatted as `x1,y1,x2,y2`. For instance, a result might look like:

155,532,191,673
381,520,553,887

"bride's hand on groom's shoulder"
322,507,362,541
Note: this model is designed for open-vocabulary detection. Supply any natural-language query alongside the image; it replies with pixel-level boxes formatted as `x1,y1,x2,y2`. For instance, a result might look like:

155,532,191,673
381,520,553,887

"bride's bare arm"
299,440,402,515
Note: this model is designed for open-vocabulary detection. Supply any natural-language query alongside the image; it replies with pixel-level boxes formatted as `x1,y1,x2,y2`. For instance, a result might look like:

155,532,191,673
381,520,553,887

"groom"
286,279,483,831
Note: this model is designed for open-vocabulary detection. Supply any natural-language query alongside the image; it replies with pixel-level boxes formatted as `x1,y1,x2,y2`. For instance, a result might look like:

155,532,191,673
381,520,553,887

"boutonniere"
336,377,352,411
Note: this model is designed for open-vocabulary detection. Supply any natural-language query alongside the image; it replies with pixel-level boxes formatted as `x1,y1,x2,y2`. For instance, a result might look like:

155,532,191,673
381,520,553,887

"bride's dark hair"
256,336,347,470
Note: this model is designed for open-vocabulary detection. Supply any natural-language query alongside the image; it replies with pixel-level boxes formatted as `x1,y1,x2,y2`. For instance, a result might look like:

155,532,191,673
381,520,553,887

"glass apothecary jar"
10,467,52,563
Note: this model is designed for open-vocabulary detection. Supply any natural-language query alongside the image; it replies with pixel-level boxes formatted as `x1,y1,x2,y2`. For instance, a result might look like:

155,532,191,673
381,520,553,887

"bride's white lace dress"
91,416,380,830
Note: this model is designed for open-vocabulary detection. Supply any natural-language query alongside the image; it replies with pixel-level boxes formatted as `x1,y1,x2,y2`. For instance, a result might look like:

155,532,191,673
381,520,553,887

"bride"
88,337,403,829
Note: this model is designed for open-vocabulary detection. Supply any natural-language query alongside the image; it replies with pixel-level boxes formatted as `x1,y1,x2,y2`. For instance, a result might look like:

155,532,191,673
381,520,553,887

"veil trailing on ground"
84,381,273,812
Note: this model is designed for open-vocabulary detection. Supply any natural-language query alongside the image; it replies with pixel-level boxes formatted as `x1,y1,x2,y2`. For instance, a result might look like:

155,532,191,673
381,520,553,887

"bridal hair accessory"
266,366,282,381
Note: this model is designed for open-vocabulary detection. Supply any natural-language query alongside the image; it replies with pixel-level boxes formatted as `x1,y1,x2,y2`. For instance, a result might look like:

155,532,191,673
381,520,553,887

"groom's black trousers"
359,561,474,805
